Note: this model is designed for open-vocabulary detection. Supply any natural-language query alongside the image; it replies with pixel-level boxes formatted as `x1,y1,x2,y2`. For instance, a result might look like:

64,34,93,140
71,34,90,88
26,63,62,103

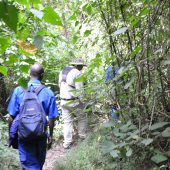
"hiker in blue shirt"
105,65,120,119
8,64,59,170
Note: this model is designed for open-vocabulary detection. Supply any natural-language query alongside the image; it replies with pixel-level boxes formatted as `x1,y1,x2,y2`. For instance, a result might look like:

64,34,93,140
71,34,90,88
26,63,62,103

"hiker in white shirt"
59,59,87,149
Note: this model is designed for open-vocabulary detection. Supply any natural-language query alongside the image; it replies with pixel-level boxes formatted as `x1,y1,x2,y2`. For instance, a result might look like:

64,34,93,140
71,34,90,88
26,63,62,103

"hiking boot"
63,145,71,149
63,142,72,150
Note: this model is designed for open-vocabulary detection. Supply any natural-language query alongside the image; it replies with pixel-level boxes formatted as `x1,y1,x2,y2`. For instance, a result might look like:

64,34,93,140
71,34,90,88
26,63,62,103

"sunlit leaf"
30,8,44,19
139,7,149,17
43,6,62,26
130,19,139,28
83,4,92,15
83,108,91,113
74,75,86,82
114,27,127,35
30,0,41,4
130,46,142,57
0,37,11,54
15,0,29,5
17,40,37,55
17,26,30,39
86,5,92,15
0,65,8,76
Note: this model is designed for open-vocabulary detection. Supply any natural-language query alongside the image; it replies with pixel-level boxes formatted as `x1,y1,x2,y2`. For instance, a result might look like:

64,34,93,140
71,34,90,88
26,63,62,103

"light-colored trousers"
60,100,87,148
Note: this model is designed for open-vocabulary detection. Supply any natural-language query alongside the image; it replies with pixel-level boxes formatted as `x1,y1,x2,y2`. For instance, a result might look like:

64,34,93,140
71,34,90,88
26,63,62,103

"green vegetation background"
0,0,169,169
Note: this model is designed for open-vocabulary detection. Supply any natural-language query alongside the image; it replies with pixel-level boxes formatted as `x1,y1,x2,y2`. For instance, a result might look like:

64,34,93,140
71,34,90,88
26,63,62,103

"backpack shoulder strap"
61,66,74,83
34,85,46,95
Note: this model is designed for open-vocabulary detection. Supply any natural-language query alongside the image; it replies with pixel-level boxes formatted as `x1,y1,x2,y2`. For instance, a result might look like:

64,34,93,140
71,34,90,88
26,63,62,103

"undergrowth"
53,121,170,170
53,127,104,170
0,121,20,170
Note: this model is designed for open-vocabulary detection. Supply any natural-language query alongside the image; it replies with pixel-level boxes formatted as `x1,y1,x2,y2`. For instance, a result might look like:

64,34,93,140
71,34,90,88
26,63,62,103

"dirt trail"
43,142,66,170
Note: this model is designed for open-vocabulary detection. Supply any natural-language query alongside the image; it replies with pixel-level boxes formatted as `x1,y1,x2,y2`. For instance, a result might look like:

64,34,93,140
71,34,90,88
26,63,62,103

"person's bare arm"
47,118,58,149
8,115,14,129
48,118,56,138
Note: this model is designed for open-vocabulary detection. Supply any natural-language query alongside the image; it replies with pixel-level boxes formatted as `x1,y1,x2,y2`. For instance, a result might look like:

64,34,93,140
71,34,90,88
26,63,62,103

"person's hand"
47,136,52,150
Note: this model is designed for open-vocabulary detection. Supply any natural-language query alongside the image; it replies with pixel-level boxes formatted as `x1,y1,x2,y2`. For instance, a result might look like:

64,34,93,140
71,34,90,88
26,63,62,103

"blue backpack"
18,85,47,141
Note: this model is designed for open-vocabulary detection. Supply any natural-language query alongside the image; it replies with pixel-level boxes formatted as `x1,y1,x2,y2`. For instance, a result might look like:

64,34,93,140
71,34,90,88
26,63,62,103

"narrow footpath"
43,142,66,170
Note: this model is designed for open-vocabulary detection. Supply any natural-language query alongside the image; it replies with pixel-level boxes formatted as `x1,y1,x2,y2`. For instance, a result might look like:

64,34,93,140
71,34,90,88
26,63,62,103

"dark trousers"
18,137,47,170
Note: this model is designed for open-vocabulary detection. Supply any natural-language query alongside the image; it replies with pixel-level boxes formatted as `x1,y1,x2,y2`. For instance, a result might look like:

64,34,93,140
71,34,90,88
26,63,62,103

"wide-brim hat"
70,58,86,66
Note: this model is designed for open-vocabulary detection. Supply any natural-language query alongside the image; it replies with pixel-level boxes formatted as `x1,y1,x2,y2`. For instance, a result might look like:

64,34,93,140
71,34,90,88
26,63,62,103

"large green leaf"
0,66,8,76
18,77,28,88
43,7,62,26
15,0,29,5
0,37,11,54
150,122,169,131
0,2,18,32
151,154,168,164
30,9,43,19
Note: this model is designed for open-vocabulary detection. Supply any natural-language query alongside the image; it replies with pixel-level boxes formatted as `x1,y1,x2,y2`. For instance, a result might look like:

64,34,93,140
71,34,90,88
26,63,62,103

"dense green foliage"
0,0,169,169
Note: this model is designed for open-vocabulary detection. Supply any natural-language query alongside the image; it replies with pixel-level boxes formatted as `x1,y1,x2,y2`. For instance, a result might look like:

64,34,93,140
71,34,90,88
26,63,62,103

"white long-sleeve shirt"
59,66,84,100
